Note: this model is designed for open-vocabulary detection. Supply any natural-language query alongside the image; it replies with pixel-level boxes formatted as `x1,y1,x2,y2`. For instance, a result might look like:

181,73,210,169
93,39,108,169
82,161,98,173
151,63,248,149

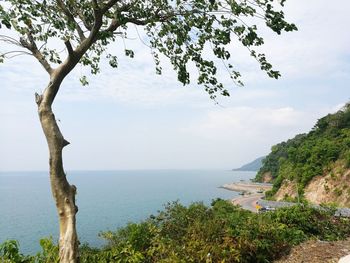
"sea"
0,170,256,254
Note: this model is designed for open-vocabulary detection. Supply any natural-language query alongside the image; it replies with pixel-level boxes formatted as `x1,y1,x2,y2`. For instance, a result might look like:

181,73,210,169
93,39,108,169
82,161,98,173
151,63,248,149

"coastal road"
231,194,264,212
221,182,272,212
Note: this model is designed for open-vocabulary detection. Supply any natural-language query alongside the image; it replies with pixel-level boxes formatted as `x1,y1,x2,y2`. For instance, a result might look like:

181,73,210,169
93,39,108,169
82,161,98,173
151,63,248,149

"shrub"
0,240,28,263
2,201,350,263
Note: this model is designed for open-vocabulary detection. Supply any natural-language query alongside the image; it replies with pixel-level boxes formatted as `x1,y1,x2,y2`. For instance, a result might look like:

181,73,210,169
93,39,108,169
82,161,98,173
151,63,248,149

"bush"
0,240,28,263
2,201,350,263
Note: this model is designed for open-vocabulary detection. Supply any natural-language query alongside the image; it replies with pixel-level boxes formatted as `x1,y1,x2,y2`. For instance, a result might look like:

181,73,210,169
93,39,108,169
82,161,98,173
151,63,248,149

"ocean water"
0,170,255,254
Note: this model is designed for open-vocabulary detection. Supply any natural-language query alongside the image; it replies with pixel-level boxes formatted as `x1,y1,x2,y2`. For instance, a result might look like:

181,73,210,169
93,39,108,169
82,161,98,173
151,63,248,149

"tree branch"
101,0,120,14
62,138,70,147
35,92,43,105
0,35,22,47
125,12,177,26
64,40,74,56
1,50,32,59
48,4,105,100
57,0,86,41
19,33,53,75
77,10,93,31
92,0,99,10
101,3,133,33
104,19,120,33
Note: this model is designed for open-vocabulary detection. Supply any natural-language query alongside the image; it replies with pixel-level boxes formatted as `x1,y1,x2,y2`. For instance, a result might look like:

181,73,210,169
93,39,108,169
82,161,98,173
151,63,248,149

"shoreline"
220,182,272,212
221,182,272,193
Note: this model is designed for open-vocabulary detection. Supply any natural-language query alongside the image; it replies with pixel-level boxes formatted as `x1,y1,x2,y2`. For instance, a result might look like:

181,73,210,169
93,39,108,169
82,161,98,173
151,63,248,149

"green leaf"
80,76,89,86
125,49,134,58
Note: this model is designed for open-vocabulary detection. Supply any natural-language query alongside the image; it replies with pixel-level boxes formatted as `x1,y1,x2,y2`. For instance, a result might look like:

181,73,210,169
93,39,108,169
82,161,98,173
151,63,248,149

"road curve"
231,194,264,212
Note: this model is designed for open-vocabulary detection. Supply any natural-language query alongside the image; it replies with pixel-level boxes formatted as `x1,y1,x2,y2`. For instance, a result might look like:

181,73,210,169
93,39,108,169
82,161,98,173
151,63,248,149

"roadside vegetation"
255,103,350,199
2,199,350,262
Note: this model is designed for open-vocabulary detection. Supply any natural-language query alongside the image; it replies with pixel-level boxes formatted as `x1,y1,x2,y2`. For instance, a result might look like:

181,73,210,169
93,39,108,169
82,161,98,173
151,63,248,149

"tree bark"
36,90,79,263
31,13,105,261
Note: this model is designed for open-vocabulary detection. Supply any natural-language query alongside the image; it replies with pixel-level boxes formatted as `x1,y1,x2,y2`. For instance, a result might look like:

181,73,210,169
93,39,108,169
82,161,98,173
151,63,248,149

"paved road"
231,194,264,212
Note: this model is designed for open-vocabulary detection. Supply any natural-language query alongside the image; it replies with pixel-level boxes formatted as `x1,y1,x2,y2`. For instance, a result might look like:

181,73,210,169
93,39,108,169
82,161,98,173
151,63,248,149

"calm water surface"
0,170,255,254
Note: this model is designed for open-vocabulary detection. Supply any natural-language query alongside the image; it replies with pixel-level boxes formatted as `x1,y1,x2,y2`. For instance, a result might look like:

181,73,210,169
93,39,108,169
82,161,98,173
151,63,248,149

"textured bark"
37,90,79,263
30,10,105,262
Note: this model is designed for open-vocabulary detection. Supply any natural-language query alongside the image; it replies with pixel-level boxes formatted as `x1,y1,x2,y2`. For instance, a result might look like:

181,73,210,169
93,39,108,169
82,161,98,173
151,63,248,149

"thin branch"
208,41,242,87
42,10,104,105
1,50,32,58
124,12,177,26
101,0,120,14
134,25,151,48
0,35,22,47
104,19,120,33
77,10,93,31
100,3,133,34
57,0,86,41
19,32,53,74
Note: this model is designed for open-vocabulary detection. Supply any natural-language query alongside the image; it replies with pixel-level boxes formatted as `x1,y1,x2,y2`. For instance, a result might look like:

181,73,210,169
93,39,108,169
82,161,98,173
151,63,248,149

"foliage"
0,0,297,99
3,200,350,263
0,238,59,263
35,238,59,263
255,103,350,196
0,240,29,263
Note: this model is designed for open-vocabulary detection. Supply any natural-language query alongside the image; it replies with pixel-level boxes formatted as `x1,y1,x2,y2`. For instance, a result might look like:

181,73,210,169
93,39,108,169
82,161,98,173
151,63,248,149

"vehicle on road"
258,206,276,213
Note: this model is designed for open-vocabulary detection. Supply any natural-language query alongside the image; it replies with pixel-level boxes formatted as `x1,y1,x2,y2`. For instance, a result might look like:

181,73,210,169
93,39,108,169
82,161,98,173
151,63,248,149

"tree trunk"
36,92,79,263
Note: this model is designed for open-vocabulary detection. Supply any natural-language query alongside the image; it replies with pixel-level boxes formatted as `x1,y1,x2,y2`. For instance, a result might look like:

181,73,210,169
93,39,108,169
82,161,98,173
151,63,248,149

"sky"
0,0,349,171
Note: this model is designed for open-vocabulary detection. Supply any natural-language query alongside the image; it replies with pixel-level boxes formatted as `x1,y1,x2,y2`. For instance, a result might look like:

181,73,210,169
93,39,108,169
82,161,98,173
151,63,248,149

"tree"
0,0,296,262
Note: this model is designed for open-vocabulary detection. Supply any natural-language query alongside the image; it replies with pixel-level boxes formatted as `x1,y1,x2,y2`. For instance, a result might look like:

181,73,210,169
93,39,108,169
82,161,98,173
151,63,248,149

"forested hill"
255,103,350,206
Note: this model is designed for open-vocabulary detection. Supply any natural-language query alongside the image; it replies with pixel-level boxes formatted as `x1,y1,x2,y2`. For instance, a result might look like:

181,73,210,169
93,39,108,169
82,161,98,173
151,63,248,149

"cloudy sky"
0,0,349,171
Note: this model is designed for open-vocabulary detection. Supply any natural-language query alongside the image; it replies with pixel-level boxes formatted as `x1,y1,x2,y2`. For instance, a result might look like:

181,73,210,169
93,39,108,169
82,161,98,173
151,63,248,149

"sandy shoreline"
221,182,272,193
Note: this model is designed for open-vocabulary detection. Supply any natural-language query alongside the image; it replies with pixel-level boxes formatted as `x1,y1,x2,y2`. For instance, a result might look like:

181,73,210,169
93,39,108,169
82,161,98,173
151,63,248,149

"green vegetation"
255,103,350,197
2,200,350,263
0,0,298,259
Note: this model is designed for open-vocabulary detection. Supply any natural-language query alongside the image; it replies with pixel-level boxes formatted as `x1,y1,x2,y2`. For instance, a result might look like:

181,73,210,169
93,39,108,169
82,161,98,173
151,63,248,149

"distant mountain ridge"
233,156,265,171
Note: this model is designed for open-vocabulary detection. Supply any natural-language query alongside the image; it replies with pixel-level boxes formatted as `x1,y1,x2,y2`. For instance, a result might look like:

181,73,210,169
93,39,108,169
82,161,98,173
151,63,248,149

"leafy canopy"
0,0,296,98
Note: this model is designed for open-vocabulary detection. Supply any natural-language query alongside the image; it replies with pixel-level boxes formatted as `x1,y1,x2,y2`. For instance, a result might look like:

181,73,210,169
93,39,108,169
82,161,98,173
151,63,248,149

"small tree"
0,0,296,262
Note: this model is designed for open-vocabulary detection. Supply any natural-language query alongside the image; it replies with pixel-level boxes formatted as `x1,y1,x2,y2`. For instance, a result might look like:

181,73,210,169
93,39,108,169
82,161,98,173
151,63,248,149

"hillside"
233,156,265,171
255,103,350,206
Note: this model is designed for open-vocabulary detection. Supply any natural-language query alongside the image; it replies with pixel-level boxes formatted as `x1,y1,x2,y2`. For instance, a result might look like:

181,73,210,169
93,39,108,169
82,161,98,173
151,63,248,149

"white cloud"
2,0,348,106
0,0,349,170
183,106,308,140
259,0,350,80
221,0,350,85
179,105,333,167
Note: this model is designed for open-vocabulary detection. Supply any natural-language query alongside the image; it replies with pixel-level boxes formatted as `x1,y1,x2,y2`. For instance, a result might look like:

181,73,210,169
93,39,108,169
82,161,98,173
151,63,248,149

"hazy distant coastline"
232,157,265,171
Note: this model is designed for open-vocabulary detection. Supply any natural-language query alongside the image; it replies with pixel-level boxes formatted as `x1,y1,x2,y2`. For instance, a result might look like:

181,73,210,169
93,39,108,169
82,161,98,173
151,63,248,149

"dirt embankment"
274,238,350,263
274,179,298,201
261,172,273,183
274,163,350,207
304,167,350,206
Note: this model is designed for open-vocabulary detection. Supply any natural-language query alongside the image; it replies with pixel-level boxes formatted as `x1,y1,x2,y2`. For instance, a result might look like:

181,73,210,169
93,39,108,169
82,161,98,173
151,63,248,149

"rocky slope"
255,103,350,206
274,162,350,207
